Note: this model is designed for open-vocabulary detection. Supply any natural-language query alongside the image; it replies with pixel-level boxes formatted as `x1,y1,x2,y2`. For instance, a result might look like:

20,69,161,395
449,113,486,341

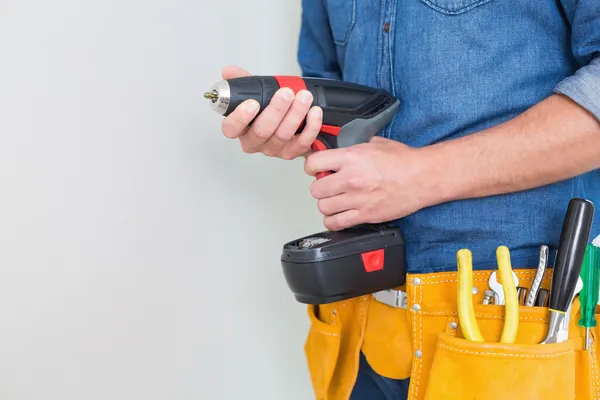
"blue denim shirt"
298,0,600,273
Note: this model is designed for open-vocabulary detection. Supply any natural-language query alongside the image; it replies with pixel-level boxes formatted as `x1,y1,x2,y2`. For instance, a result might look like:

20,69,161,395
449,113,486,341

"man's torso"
306,0,600,272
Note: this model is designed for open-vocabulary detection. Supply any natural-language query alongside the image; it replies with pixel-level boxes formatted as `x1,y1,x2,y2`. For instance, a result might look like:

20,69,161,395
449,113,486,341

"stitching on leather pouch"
423,271,537,284
425,278,489,285
313,331,340,337
437,343,574,358
425,270,536,277
425,274,537,286
422,271,493,280
408,283,415,399
591,339,599,399
421,311,459,316
420,310,545,322
472,315,545,322
409,280,419,399
415,281,424,398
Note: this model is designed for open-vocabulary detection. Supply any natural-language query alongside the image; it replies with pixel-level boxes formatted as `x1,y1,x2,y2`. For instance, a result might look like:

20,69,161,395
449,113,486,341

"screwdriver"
541,198,595,344
579,237,600,350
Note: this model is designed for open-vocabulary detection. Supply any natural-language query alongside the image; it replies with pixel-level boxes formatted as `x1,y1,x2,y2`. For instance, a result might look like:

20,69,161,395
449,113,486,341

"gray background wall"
0,1,321,398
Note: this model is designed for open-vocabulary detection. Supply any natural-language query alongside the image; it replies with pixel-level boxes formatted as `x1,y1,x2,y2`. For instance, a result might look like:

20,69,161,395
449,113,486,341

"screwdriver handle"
579,244,600,328
549,198,595,313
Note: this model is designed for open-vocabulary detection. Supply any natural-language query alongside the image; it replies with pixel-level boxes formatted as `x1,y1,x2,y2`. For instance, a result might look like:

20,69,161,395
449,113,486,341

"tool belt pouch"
402,269,599,400
302,268,600,400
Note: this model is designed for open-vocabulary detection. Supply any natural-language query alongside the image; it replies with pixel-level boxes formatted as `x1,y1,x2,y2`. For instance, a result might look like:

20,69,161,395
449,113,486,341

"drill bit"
204,91,218,101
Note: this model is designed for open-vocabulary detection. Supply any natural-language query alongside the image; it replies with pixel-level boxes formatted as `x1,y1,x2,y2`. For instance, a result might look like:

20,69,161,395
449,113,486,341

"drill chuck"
204,80,232,115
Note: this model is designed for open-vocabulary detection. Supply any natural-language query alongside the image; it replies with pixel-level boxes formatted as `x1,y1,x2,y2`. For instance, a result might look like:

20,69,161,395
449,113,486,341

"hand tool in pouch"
204,76,406,304
535,289,549,307
541,198,595,344
457,249,484,342
517,287,528,305
556,277,583,343
488,270,519,305
458,246,519,343
525,245,548,306
482,289,495,304
578,238,600,350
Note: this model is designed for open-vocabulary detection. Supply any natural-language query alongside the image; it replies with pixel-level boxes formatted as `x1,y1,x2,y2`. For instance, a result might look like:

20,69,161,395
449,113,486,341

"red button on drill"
361,249,384,272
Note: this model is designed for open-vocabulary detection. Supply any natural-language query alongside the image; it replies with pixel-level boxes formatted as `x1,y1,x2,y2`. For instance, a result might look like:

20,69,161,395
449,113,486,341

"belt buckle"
373,289,407,308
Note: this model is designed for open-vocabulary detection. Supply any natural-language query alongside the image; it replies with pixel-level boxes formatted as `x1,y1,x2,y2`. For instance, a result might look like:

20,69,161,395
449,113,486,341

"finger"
317,194,357,216
259,90,314,157
261,90,313,157
310,173,346,199
222,65,251,80
304,147,347,176
273,90,313,141
240,87,295,151
221,99,260,139
280,106,322,160
324,209,363,231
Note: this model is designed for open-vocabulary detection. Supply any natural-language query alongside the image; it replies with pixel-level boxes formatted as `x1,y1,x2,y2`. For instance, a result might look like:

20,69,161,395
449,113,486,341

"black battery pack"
280,224,406,304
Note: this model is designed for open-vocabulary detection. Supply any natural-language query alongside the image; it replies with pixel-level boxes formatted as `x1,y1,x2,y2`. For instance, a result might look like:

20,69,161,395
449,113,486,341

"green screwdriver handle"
579,244,600,329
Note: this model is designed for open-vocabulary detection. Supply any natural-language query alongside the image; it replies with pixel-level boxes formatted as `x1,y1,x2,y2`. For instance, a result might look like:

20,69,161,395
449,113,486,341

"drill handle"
299,77,400,179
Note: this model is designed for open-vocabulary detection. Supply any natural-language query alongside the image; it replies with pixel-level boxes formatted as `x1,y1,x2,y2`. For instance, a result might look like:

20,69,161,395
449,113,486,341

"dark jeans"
349,352,410,400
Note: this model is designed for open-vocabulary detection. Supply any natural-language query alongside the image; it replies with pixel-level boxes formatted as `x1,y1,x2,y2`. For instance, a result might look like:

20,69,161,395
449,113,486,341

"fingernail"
310,107,322,119
299,90,312,104
280,88,294,101
245,100,259,113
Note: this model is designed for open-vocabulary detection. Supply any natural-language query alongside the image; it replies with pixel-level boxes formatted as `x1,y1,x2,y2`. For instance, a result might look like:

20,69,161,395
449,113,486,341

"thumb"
222,65,252,80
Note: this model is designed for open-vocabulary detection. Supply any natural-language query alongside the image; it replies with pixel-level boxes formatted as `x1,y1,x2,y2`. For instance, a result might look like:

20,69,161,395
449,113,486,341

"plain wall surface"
0,1,321,399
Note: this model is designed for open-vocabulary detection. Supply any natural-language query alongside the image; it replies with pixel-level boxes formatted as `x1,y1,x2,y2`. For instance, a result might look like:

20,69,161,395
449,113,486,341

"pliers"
456,246,519,343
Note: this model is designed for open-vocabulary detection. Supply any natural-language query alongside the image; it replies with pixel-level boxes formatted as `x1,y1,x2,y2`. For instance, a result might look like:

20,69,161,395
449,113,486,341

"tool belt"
304,267,600,400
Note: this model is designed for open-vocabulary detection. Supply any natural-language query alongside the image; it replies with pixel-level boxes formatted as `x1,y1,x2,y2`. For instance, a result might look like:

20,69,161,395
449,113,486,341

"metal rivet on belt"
412,278,421,285
449,322,458,330
412,304,421,312
472,287,479,295
415,350,423,358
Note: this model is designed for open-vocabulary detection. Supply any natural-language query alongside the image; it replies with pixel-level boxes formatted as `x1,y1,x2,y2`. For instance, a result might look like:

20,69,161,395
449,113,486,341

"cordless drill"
205,75,406,304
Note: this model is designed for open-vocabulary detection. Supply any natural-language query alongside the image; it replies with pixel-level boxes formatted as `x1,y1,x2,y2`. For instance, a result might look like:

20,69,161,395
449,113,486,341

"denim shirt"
298,0,600,273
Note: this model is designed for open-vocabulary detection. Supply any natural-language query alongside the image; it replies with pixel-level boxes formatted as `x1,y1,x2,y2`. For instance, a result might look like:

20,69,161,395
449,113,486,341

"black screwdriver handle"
549,198,595,313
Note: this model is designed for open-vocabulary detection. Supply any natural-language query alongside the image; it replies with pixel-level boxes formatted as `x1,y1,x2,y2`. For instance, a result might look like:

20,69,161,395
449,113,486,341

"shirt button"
383,22,390,32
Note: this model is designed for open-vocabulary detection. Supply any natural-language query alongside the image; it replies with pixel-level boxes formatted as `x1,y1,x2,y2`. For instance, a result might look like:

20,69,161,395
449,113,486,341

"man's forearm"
425,94,600,204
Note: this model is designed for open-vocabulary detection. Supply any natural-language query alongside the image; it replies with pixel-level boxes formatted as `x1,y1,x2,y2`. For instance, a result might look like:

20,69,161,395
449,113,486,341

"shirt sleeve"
553,0,600,121
297,0,343,80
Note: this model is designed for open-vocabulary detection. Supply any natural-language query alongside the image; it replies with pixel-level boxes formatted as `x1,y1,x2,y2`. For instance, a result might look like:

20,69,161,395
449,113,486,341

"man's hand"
219,65,323,160
304,136,437,231
302,94,600,232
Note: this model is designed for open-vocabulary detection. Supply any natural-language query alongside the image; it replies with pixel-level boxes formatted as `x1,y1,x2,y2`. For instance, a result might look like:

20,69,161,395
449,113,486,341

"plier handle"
456,246,519,343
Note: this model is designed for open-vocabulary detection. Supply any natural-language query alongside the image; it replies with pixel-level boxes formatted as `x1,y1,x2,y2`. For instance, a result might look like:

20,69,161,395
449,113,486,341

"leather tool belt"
304,268,599,399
